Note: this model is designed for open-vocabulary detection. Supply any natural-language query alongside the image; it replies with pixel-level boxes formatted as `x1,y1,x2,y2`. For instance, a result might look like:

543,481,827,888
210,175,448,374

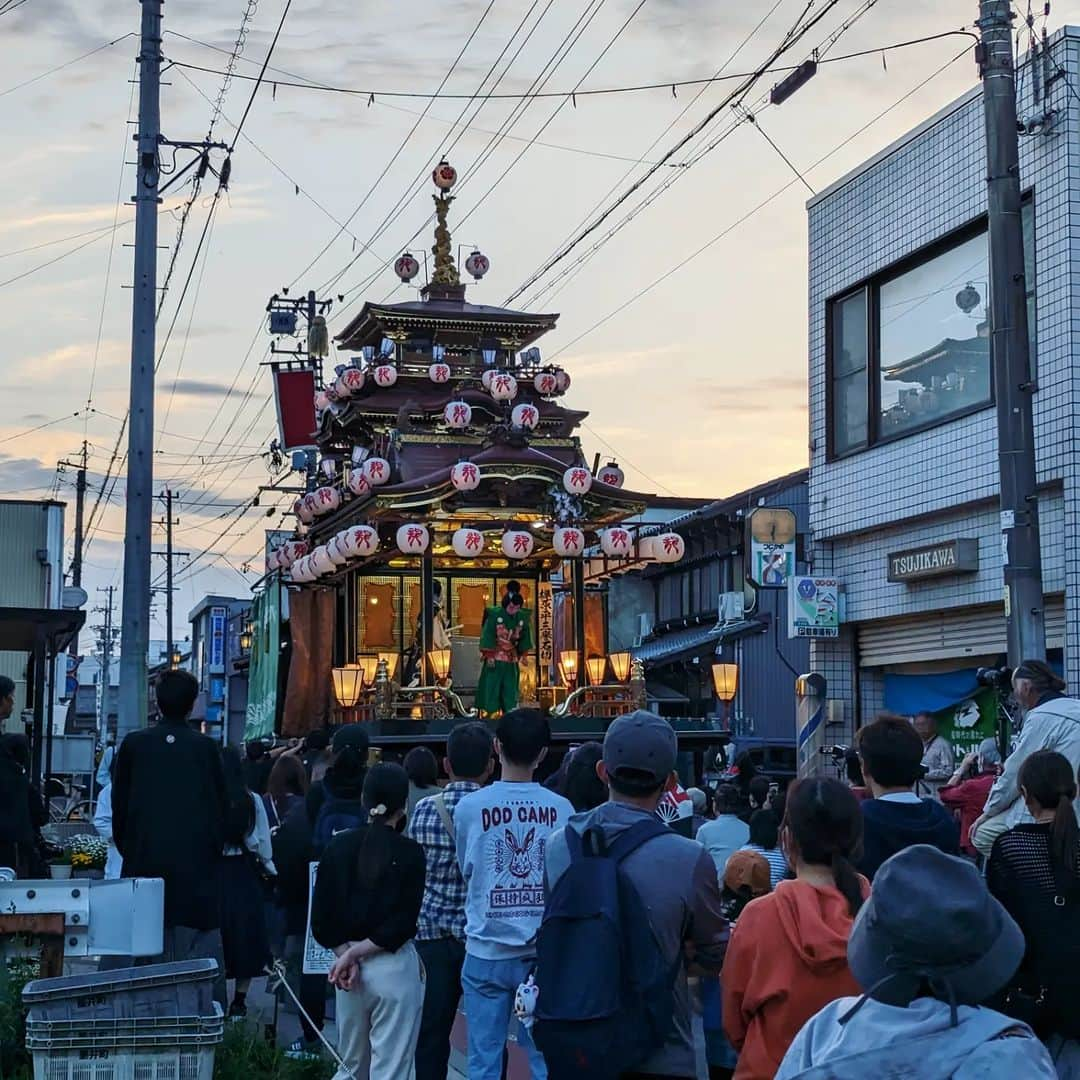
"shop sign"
537,581,554,669
747,507,797,588
888,539,978,583
788,577,840,639
209,606,227,670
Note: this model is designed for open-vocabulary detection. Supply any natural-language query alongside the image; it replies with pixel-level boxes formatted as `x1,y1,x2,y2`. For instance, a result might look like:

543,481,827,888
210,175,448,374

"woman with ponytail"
312,763,426,1079
988,750,1080,1071
722,777,869,1079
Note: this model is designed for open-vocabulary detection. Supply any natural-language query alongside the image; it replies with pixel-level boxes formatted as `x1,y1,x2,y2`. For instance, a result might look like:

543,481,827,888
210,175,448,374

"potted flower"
48,851,72,880
68,835,107,879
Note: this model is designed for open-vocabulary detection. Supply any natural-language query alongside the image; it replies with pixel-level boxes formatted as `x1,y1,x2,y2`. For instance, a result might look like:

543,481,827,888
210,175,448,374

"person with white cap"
774,844,1057,1079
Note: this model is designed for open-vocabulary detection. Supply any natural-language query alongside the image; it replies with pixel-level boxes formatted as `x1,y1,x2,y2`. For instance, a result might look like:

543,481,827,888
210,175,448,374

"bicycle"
45,776,93,824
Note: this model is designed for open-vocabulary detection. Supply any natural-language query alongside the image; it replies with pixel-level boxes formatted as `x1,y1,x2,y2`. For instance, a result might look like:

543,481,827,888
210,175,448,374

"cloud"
169,379,237,397
699,375,807,414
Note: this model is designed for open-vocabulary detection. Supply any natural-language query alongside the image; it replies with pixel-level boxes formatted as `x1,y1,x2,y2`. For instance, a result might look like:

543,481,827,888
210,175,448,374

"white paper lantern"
481,369,497,391
373,364,398,388
533,371,558,396
394,252,420,282
465,250,490,280
553,527,585,557
294,497,315,525
600,526,633,558
289,556,309,583
597,463,625,488
433,160,458,190
511,403,540,430
637,535,656,560
396,523,430,554
311,545,335,575
347,468,371,497
563,466,592,495
314,390,329,411
502,530,534,560
444,400,473,429
429,362,451,384
312,486,341,515
452,527,485,558
266,550,280,574
341,524,379,558
327,534,349,565
450,461,480,492
302,493,321,520
283,540,308,564
490,373,518,402
336,367,365,398
362,457,391,487
555,369,572,394
654,532,686,563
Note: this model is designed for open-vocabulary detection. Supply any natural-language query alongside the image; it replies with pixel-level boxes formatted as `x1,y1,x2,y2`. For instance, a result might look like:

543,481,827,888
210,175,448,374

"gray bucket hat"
844,845,1024,1025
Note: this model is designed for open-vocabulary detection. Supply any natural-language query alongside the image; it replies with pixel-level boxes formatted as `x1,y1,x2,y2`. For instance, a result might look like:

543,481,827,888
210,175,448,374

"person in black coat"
112,669,228,995
0,727,44,878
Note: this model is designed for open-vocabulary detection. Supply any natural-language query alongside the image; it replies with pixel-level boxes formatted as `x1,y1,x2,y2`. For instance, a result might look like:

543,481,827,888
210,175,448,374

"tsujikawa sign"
887,539,979,583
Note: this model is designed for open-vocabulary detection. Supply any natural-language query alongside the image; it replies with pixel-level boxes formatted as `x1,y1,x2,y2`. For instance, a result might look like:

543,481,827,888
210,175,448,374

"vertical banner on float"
244,584,281,742
272,366,318,451
537,581,554,677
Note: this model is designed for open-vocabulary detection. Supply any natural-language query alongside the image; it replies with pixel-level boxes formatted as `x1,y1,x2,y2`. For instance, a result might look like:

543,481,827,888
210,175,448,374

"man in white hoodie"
775,845,1055,1079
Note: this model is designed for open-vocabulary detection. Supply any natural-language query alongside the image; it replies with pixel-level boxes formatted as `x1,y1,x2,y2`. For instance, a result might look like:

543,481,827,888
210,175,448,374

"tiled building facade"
806,29,1080,742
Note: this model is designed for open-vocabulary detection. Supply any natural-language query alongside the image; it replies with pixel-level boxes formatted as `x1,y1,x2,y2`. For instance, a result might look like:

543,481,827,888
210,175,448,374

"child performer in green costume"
475,591,532,719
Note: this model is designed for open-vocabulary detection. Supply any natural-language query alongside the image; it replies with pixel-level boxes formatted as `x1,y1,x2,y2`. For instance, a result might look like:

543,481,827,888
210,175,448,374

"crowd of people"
5,657,1080,1080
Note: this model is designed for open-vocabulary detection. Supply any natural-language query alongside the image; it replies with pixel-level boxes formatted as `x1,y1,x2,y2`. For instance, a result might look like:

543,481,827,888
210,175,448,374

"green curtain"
244,579,281,741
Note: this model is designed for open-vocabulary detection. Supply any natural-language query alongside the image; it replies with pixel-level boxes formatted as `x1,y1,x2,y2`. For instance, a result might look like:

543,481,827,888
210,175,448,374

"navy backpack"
311,794,367,853
533,817,678,1077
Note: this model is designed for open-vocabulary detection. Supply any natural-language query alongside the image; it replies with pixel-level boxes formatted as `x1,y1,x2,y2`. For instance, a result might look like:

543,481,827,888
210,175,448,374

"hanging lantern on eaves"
429,361,451,384
335,367,365,398
654,532,686,563
599,527,633,557
312,486,341,515
347,468,371,497
511,403,539,431
481,369,497,392
396,523,430,554
444,400,473,429
597,461,625,488
553,526,585,557
310,545,335,575
294,497,315,525
327,535,349,566
373,364,398,388
465,250,490,280
362,457,391,487
452,527,485,558
302,492,321,520
563,466,592,496
307,315,329,358
555,369,572,394
283,539,309,564
490,373,518,402
502,530,535,560
289,556,310,583
340,524,379,558
534,371,558,396
394,252,420,283
450,461,481,492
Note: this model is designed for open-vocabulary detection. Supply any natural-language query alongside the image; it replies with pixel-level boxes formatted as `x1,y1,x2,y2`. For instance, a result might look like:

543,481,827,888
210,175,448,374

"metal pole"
572,560,586,691
98,586,115,740
421,552,435,686
165,488,174,665
71,442,87,590
118,0,163,741
978,0,1046,667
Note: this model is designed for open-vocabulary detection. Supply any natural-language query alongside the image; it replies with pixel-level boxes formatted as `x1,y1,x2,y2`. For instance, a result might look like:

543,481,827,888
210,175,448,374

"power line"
166,29,978,102
228,0,293,151
746,111,815,193
0,228,117,288
0,36,134,98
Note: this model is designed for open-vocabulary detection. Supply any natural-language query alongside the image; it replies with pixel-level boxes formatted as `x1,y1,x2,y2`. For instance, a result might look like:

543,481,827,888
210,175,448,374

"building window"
827,203,1034,456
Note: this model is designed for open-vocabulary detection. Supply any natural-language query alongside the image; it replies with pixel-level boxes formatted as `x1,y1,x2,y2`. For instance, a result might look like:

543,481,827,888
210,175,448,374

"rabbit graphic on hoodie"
722,877,870,1080
455,781,574,959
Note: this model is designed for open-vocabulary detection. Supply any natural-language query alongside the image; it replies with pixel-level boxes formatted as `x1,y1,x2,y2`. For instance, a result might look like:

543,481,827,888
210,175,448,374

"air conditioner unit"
634,612,654,646
718,591,745,625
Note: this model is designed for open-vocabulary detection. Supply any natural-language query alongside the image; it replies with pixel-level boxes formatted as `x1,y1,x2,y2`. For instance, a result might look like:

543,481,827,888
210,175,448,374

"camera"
820,744,849,761
976,666,1014,693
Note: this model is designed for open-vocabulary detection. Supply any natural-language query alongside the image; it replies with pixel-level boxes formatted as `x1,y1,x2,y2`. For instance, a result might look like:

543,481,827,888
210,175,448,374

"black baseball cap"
603,710,677,783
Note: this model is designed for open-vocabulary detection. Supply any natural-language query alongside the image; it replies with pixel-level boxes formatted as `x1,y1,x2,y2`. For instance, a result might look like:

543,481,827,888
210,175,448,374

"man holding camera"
913,711,955,799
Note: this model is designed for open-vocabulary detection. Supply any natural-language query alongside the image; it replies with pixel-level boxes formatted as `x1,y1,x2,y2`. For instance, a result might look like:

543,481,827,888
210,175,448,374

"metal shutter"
857,596,1065,667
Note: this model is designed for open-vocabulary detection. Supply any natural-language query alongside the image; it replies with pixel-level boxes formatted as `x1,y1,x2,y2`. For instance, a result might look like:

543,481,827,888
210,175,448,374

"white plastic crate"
31,1043,215,1080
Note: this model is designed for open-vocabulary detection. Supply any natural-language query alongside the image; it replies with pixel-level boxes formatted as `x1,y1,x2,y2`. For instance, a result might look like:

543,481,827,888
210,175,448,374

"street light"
239,621,253,653
332,665,364,708
170,647,181,670
711,662,739,732
609,651,632,683
586,656,607,686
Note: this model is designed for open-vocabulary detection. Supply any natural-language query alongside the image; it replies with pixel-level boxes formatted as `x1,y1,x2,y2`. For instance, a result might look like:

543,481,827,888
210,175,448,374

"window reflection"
878,231,990,436
831,290,868,453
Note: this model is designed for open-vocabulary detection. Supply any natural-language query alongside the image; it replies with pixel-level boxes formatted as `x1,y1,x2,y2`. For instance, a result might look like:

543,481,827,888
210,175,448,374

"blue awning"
883,670,981,715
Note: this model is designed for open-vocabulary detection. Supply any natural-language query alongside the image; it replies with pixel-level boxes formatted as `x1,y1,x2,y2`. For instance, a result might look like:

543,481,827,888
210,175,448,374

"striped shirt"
741,843,789,889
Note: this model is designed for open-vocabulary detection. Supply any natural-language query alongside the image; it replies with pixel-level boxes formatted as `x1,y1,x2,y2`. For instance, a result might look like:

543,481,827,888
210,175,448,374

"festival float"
263,161,697,749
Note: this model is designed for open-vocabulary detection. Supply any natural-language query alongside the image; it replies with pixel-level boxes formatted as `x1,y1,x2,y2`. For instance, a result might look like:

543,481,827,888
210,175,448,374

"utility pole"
978,0,1046,675
153,489,187,667
59,441,89,659
118,0,163,741
95,586,118,740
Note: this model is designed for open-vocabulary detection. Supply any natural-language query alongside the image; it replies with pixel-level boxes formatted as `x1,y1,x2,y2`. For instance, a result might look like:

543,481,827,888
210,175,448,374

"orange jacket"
721,877,869,1080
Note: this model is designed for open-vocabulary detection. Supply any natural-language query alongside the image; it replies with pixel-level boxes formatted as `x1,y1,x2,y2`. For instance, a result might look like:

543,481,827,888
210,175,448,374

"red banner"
273,366,317,449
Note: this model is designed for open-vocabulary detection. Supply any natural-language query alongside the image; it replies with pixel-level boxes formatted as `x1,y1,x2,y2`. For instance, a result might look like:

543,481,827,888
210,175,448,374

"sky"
0,0,1071,650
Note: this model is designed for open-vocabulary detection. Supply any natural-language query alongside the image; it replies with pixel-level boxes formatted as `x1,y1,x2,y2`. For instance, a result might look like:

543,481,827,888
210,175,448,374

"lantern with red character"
464,250,490,280
533,371,558,396
563,466,592,495
432,160,457,190
373,364,398,388
554,369,571,394
444,400,472,429
362,457,391,487
654,532,686,563
313,486,341,515
396,523,430,554
450,461,480,492
553,527,585,557
597,461,625,488
294,497,315,525
347,469,371,497
452,528,485,558
341,525,379,558
600,527,633,557
511,403,539,431
481,369,497,392
394,252,420,283
490,373,518,402
502,531,535,559
429,362,451,384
